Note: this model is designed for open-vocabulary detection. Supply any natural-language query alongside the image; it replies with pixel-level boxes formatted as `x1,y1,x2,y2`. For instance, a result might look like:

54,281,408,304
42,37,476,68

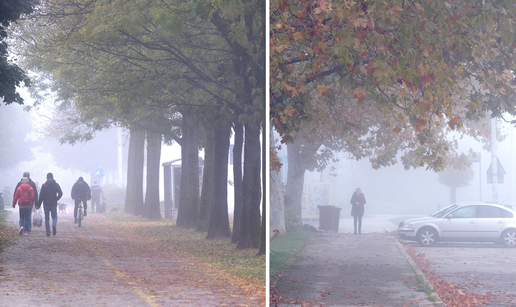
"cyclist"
71,177,91,224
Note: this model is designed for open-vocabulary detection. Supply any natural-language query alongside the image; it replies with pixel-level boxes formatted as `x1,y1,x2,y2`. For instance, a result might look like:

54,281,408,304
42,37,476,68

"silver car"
398,202,516,247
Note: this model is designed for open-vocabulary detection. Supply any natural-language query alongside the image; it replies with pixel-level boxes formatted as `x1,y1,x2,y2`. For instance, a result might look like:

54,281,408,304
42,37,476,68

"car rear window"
502,209,514,218
476,205,514,218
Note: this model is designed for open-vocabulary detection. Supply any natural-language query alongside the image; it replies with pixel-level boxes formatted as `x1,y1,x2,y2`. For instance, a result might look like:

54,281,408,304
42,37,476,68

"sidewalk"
273,216,444,307
303,214,405,234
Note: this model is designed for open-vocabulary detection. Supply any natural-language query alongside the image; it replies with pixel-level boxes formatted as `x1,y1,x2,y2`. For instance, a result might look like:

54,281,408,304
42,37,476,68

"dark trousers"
74,199,88,219
353,215,363,233
91,198,100,213
43,205,57,236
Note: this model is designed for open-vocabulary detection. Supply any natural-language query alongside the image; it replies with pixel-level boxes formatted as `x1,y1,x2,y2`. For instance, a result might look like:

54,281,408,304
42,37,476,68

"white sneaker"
19,227,24,235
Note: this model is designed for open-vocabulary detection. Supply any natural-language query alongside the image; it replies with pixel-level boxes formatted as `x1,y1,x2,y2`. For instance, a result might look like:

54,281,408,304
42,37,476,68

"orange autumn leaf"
353,89,367,100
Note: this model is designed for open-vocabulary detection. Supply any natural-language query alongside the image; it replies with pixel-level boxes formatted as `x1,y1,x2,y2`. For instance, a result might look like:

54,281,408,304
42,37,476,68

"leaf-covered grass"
0,211,9,224
0,211,18,253
104,211,265,284
270,230,314,281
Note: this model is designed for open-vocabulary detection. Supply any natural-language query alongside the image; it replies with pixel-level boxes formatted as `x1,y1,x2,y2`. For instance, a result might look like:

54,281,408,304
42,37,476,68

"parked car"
398,202,516,247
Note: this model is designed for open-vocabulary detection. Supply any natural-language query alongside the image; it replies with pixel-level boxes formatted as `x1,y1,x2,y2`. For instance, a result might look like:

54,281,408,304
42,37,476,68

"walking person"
12,177,35,235
90,181,104,213
350,188,366,234
71,177,91,223
13,171,38,234
37,173,63,237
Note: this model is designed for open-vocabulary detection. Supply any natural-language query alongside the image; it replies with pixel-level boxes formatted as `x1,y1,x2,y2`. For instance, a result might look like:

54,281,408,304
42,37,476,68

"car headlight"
399,223,414,230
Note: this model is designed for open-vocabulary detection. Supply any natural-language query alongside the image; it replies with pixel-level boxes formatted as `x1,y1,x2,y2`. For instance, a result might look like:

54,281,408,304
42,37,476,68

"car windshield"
431,204,460,218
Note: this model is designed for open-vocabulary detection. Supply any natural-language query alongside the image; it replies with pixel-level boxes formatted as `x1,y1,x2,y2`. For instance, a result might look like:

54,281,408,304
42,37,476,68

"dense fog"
278,123,516,219
0,101,129,206
0,100,204,210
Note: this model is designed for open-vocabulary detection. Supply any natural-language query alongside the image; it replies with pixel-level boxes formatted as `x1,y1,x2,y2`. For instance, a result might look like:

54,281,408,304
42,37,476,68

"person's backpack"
18,185,32,206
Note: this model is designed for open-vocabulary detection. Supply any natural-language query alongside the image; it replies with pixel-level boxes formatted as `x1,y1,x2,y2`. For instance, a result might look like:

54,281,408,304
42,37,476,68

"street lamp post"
491,118,498,203
469,153,481,202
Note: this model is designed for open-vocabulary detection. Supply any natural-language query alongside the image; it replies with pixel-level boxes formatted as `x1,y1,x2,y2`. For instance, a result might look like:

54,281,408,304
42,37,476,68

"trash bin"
333,207,341,232
318,205,341,232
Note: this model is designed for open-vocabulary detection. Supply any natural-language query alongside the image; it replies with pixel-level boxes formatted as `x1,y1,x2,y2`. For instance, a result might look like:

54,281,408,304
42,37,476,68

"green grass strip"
270,230,315,281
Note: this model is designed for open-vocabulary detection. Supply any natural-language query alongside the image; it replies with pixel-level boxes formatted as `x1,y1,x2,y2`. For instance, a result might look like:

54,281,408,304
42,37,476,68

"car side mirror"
446,214,454,219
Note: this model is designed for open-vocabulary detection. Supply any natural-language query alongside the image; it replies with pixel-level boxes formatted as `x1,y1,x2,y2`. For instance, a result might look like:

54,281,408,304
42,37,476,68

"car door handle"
470,221,475,224
499,221,503,224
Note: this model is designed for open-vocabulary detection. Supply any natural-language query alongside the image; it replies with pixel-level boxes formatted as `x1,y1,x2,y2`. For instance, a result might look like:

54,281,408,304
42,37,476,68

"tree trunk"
197,127,215,232
284,137,321,232
206,123,231,239
237,121,262,249
144,131,162,219
258,119,266,256
176,109,200,229
284,140,306,232
270,169,286,233
124,127,145,215
270,130,286,234
231,123,244,243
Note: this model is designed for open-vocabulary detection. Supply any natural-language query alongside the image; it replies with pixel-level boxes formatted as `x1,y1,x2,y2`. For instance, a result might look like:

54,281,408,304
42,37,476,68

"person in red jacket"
13,177,35,235
13,171,38,233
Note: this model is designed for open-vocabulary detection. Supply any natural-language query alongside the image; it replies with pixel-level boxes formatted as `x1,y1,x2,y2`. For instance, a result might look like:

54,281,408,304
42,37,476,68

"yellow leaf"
293,32,304,41
284,107,295,117
353,89,366,100
445,106,453,118
400,87,408,97
318,41,328,51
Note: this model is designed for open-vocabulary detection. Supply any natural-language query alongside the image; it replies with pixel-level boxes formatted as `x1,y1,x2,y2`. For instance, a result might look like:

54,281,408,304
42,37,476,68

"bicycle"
74,198,87,228
77,202,83,227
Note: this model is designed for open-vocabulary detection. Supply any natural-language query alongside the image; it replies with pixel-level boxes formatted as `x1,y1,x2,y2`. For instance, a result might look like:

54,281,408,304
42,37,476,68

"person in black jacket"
13,171,39,234
350,188,366,235
37,173,63,237
71,177,91,223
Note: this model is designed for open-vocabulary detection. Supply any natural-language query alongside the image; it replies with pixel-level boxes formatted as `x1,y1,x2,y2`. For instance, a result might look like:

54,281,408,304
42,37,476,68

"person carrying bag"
33,208,42,227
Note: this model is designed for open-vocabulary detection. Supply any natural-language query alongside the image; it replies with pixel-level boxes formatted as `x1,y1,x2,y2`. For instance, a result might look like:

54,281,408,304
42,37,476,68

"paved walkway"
273,216,444,307
304,215,407,234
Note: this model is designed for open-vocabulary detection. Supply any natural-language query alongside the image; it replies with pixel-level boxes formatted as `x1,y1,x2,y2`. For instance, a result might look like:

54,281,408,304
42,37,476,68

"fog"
279,123,516,219
0,97,237,211
0,100,184,207
0,103,120,203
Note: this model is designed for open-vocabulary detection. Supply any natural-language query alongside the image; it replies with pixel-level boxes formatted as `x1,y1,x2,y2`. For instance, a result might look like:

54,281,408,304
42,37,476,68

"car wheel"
417,227,438,247
501,229,516,248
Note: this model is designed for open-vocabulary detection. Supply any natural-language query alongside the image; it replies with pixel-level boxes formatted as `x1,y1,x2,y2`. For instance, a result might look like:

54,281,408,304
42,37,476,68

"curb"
392,237,446,307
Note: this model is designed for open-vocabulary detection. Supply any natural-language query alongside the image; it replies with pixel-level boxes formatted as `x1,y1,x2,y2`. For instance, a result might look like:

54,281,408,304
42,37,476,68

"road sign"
95,167,105,178
487,159,506,184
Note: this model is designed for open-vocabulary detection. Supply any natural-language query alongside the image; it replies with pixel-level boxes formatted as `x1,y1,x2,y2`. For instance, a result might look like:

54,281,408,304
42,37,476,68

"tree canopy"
0,0,37,105
271,0,516,171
